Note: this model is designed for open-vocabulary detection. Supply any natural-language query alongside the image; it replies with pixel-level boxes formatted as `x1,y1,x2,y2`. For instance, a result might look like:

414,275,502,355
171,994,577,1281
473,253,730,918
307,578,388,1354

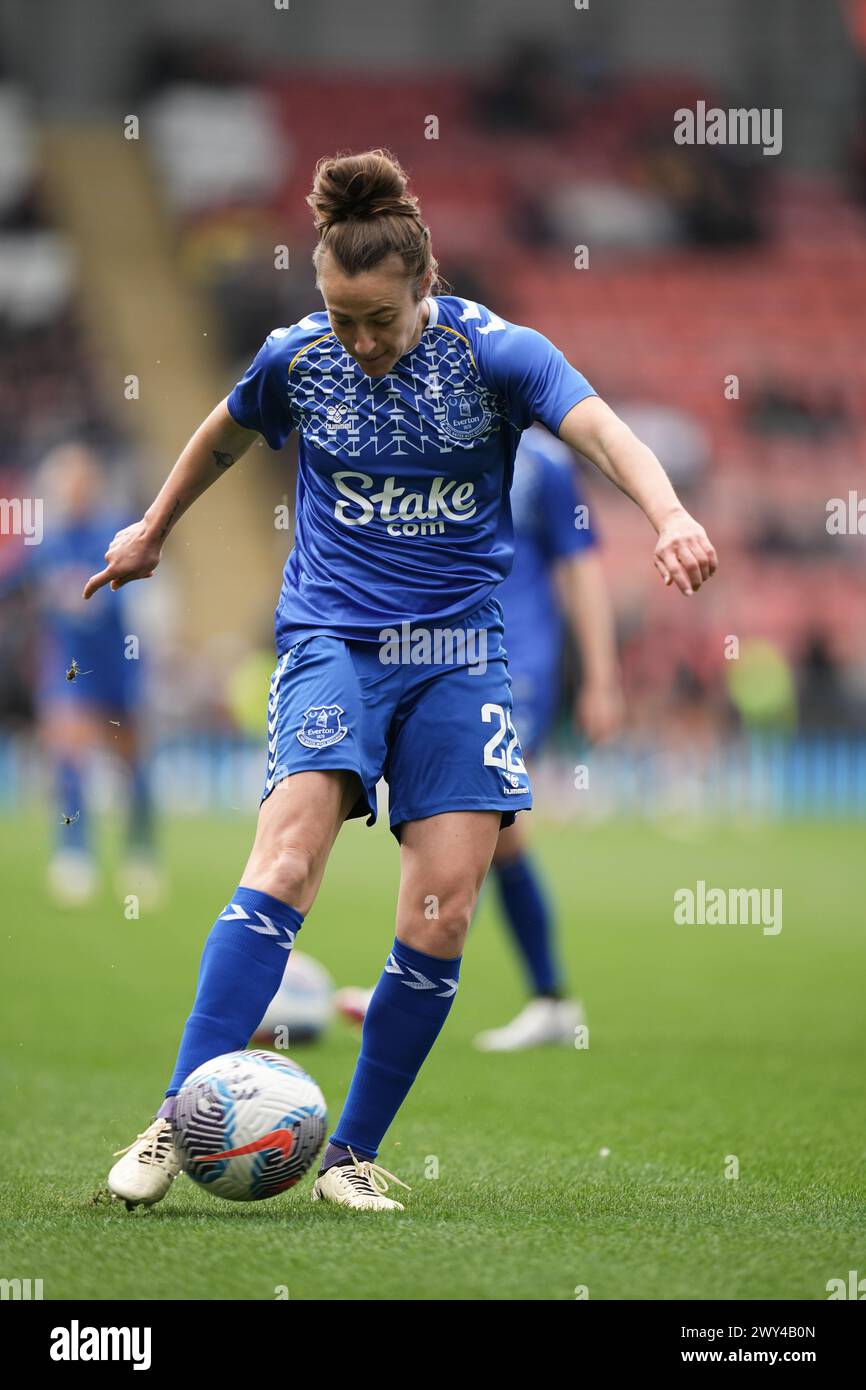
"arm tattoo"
159,499,180,541
213,450,235,471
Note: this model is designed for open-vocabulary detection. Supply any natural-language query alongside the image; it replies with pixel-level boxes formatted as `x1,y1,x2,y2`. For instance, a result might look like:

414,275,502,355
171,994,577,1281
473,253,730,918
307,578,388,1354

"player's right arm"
82,400,259,598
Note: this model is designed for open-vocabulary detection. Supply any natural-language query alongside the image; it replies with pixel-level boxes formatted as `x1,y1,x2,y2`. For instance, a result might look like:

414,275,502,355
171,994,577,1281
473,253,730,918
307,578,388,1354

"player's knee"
408,890,474,956
249,835,321,907
432,919,470,958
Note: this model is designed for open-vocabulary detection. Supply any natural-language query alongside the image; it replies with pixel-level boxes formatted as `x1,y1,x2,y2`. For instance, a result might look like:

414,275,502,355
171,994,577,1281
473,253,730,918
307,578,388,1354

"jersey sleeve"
226,330,295,451
469,306,597,434
539,455,598,561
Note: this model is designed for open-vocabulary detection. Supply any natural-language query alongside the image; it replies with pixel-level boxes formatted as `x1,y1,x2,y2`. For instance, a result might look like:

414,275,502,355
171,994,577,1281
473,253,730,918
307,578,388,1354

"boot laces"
112,1117,174,1167
341,1145,411,1199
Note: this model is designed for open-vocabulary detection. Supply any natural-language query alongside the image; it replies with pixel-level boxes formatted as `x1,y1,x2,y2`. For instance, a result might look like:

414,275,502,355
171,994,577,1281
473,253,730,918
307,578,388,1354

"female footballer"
90,149,717,1212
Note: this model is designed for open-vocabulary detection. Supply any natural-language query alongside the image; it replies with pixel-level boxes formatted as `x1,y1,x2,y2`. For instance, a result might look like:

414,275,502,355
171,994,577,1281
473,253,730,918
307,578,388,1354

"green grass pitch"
1,811,863,1301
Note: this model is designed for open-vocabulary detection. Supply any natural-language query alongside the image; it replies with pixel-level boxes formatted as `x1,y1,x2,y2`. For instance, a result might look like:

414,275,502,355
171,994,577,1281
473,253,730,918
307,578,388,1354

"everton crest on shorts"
297,705,348,749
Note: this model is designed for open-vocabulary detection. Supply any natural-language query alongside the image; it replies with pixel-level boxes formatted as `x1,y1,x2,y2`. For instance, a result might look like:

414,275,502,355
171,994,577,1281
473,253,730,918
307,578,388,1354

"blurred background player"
474,423,624,1051
9,443,159,904
335,423,625,1047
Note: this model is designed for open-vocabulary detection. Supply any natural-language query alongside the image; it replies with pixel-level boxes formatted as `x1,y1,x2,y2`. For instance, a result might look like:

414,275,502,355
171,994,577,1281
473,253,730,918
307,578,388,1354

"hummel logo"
219,903,296,949
325,401,353,431
385,954,458,997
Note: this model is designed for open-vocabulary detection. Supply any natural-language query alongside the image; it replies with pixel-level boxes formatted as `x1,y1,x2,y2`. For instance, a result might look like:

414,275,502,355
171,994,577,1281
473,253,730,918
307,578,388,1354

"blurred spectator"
472,39,568,135
610,400,711,490
147,84,289,217
134,38,251,102
436,257,492,306
798,631,853,731
545,176,678,254
746,380,851,440
642,134,765,248
181,206,313,357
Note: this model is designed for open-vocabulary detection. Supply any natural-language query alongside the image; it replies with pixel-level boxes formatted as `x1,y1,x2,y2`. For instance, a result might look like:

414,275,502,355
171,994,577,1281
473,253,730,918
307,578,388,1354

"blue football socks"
127,757,156,855
165,885,302,1096
323,937,462,1167
493,853,562,997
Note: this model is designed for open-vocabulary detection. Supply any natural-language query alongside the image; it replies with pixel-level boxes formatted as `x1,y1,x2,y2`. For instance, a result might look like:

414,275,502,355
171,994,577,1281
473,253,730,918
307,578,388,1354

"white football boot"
115,856,165,911
108,1116,180,1208
474,997,587,1052
311,1147,410,1212
47,851,97,906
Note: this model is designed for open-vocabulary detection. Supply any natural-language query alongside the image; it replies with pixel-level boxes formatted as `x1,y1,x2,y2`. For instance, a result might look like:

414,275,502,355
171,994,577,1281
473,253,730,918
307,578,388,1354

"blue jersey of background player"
7,444,157,904
33,510,137,714
498,424,599,754
333,422,619,1041
476,423,625,1053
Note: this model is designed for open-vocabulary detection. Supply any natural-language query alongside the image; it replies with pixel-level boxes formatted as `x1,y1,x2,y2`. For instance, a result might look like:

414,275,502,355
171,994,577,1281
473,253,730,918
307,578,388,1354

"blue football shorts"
260,596,533,839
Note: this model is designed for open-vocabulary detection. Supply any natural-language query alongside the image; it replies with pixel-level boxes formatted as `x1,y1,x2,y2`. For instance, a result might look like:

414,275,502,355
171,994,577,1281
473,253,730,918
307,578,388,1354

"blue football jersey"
227,295,596,651
497,425,598,674
2,513,140,707
7,515,130,647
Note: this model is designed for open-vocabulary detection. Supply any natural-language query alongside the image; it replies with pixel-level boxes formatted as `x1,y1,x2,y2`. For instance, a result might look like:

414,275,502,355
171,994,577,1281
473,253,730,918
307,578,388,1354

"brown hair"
307,149,440,296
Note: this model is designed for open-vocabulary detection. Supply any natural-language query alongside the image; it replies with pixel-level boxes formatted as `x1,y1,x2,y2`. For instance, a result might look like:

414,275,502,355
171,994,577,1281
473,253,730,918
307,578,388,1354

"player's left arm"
554,549,625,743
557,396,717,596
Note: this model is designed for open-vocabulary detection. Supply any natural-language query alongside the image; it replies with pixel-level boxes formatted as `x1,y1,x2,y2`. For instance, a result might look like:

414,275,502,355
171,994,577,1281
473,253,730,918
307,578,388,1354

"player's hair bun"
307,148,440,291
307,149,421,231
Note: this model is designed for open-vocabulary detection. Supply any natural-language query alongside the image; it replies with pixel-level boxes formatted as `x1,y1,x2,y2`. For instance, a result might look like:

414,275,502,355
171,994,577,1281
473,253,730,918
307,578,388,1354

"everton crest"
297,704,348,749
440,389,493,441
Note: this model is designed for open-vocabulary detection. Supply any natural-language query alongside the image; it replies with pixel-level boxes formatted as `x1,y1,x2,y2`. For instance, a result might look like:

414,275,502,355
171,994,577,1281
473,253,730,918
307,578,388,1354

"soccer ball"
174,1049,327,1201
251,950,335,1046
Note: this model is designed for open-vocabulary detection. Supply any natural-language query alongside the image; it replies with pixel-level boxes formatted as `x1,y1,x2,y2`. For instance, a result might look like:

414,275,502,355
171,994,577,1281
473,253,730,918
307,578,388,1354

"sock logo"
219,902,296,950
385,953,458,998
